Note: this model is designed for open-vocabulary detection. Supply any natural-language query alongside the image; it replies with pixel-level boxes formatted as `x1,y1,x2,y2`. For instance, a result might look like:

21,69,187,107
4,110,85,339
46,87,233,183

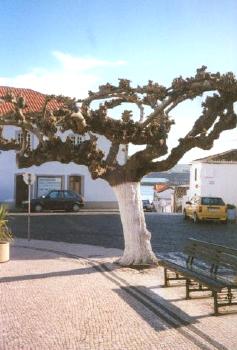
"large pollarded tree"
0,67,237,265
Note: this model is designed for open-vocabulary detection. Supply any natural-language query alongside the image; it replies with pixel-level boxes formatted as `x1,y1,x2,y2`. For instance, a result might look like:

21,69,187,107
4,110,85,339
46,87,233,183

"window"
16,131,32,150
69,134,84,146
64,190,81,199
63,191,75,199
201,197,225,206
194,168,197,181
47,191,61,199
69,176,82,194
37,176,63,197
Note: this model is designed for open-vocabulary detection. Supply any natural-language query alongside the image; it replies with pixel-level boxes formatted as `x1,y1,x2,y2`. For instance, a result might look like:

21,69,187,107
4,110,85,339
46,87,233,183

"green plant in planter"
0,205,13,242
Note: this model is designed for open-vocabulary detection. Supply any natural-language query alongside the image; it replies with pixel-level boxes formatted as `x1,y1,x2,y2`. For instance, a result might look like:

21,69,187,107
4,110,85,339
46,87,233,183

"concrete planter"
0,241,10,263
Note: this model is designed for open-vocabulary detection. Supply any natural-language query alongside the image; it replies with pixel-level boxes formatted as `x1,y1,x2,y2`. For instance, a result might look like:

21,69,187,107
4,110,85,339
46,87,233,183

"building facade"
0,87,127,209
189,150,237,206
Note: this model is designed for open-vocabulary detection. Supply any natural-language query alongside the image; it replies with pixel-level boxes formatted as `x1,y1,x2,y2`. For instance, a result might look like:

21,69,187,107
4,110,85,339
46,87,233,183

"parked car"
22,190,84,212
183,196,227,223
142,199,153,212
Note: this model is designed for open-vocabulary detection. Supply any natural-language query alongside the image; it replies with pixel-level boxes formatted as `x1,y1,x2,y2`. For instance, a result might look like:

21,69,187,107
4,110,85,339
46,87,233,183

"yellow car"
184,196,227,223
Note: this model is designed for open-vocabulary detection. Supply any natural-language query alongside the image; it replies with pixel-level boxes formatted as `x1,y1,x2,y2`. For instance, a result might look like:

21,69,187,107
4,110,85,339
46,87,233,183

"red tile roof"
154,183,170,193
0,86,62,116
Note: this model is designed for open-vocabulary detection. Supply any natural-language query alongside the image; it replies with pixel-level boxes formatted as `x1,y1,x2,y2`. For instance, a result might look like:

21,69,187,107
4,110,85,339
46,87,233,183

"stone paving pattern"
1,238,237,350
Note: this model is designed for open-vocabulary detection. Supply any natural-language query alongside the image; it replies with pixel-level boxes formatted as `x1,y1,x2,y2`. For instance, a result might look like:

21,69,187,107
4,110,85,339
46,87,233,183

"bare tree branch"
149,112,237,172
17,137,105,171
106,141,120,165
0,67,237,187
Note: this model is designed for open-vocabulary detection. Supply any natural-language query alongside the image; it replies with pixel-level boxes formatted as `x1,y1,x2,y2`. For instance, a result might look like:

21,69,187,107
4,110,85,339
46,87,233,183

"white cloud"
52,51,126,72
0,51,126,98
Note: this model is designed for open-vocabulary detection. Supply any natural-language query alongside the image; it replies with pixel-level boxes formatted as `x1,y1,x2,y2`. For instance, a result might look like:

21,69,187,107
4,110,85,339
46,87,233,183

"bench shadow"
113,285,200,330
112,285,231,349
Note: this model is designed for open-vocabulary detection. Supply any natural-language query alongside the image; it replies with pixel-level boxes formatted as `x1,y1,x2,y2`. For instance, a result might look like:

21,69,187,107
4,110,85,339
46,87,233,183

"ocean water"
140,185,154,202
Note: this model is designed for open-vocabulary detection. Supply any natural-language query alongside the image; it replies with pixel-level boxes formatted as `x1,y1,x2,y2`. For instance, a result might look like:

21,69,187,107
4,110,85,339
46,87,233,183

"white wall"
0,153,117,204
189,163,202,198
189,162,237,205
154,188,174,213
0,126,127,207
0,150,16,202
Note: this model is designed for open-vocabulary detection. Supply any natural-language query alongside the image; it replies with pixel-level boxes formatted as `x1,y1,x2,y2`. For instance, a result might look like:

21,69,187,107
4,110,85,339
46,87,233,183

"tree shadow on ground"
0,265,97,284
113,285,228,350
9,245,121,261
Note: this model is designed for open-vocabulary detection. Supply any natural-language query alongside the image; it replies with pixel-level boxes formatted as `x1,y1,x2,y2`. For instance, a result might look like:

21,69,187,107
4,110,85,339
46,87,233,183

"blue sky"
0,0,237,162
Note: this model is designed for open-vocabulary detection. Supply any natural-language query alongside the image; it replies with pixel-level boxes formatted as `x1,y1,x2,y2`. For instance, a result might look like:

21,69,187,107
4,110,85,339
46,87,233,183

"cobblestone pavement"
1,239,237,350
9,213,237,253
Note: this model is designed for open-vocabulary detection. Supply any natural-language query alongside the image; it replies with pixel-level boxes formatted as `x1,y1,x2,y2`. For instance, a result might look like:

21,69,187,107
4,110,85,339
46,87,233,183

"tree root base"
115,255,159,268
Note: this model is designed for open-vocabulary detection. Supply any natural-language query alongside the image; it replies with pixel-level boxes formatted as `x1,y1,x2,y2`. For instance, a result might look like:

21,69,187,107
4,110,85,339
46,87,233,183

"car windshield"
143,200,150,204
201,197,225,206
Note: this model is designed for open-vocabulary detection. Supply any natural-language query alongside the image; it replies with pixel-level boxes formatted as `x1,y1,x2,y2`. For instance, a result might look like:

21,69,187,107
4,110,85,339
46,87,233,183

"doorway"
69,176,82,195
15,174,28,207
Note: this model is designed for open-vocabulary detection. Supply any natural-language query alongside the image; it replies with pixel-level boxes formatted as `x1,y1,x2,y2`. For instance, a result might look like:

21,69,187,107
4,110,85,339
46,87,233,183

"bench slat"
158,259,228,291
187,238,237,255
220,253,237,270
159,239,237,315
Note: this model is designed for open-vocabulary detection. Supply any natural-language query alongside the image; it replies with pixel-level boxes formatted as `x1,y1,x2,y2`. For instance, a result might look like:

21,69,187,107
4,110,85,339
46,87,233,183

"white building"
153,184,174,213
0,87,127,209
189,150,237,206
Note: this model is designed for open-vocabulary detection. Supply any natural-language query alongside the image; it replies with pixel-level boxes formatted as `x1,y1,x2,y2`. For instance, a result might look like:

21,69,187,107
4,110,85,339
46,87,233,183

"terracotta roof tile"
154,183,170,193
0,86,62,116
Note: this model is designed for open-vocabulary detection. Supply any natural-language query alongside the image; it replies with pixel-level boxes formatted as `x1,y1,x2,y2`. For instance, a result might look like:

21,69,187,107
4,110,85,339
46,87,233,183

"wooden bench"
158,239,237,315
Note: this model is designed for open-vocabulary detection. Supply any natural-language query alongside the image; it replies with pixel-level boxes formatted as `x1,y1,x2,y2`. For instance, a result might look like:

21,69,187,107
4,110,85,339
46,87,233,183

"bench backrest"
184,243,221,265
220,253,237,271
187,238,237,255
184,239,237,273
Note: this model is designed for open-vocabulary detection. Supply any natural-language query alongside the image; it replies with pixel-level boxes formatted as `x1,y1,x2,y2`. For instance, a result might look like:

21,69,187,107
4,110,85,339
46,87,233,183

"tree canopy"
0,66,236,186
1,66,237,266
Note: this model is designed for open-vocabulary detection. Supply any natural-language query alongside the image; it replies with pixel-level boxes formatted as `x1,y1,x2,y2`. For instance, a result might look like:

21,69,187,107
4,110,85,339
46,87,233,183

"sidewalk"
1,239,236,350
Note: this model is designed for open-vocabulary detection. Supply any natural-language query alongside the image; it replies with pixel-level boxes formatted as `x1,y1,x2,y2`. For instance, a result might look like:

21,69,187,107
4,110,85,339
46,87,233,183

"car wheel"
34,204,43,212
72,203,80,212
193,212,199,223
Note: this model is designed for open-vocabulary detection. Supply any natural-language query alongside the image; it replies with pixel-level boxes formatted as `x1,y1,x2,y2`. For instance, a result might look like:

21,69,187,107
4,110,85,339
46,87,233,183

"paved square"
0,239,236,350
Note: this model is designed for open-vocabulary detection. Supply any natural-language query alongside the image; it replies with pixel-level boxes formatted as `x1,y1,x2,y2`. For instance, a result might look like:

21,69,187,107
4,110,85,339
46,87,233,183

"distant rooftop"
145,168,190,186
193,149,237,164
141,177,168,185
167,164,190,173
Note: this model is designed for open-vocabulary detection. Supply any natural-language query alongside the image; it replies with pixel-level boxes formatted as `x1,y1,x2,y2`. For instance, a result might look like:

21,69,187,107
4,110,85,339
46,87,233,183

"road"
9,212,237,253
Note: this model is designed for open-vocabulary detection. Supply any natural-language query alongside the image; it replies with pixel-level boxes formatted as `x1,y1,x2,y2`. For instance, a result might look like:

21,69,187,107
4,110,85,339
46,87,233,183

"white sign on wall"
23,173,36,185
37,176,62,197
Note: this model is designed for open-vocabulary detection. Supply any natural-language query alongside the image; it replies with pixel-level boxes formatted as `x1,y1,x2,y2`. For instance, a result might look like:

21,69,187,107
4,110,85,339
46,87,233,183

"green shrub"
0,206,13,242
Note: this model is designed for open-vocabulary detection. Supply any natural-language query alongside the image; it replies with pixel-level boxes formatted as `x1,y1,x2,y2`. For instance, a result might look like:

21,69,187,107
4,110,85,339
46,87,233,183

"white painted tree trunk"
113,182,158,266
